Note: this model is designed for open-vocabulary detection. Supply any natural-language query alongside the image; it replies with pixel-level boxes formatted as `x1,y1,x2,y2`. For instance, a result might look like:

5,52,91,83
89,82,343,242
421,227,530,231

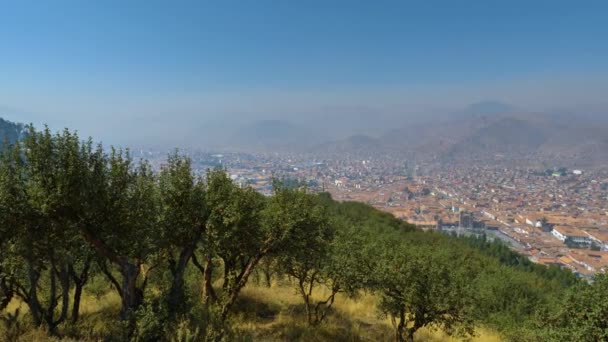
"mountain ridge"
312,108,608,167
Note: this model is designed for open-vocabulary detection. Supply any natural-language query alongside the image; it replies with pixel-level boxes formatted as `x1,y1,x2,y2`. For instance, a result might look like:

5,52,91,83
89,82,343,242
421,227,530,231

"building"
585,230,608,251
551,226,591,244
459,211,474,228
525,214,544,228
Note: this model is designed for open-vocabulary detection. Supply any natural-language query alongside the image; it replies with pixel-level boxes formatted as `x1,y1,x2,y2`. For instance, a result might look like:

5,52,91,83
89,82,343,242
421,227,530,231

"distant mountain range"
192,102,608,167
4,100,608,167
309,104,608,168
230,120,320,150
310,134,384,155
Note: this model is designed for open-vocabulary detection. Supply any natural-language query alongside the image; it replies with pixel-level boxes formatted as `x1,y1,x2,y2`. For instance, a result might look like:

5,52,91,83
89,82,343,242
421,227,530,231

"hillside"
1,277,502,342
439,114,608,166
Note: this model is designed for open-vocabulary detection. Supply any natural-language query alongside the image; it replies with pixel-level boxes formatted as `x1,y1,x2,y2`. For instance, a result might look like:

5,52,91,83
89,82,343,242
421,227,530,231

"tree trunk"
264,268,272,288
71,283,84,323
43,260,70,335
81,230,143,319
167,246,194,316
202,254,216,304
297,277,313,325
222,262,229,291
219,251,267,322
68,258,91,324
54,262,70,329
394,308,406,342
26,260,42,327
0,278,14,311
119,262,142,319
313,288,338,325
406,319,423,342
406,329,415,342
46,264,57,323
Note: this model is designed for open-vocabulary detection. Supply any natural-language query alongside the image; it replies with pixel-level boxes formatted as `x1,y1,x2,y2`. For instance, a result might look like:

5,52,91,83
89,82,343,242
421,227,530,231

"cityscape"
3,1,608,340
140,148,608,278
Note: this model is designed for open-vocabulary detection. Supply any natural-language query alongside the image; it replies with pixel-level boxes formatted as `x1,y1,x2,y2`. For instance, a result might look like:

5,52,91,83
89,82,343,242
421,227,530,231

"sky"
1,0,608,146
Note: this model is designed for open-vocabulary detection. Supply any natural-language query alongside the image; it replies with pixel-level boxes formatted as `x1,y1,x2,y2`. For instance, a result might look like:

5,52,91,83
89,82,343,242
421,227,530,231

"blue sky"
1,0,607,145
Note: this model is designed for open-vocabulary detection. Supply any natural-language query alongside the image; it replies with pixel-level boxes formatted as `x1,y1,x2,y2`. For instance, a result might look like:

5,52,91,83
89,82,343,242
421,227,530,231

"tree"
46,130,97,325
540,273,608,341
275,191,335,325
0,127,77,332
81,149,160,319
203,169,267,323
473,265,547,332
373,240,474,342
0,142,25,316
158,153,207,317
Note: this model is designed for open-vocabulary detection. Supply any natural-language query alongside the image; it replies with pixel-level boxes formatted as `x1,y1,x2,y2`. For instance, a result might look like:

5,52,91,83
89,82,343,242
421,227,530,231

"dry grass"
1,279,502,341
232,279,502,342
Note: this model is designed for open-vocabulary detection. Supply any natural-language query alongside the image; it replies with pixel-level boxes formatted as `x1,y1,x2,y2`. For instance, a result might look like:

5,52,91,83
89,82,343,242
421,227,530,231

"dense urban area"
139,148,608,279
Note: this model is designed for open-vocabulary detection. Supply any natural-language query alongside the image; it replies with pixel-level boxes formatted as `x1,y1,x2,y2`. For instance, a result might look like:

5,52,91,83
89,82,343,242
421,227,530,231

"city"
141,148,608,278
3,1,608,340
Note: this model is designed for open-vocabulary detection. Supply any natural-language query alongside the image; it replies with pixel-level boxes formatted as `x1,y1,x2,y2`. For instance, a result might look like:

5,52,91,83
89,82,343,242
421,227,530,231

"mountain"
302,101,607,167
310,134,384,155
226,120,323,152
381,110,608,167
445,116,547,158
0,117,24,148
458,101,518,117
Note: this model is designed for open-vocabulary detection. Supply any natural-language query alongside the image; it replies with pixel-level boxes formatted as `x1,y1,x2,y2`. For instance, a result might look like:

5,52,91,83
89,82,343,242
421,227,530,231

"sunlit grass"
232,279,502,341
1,278,502,341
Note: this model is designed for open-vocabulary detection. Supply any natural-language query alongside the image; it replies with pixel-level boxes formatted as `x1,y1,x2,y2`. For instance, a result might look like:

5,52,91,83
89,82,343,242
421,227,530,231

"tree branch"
99,262,123,299
191,253,205,274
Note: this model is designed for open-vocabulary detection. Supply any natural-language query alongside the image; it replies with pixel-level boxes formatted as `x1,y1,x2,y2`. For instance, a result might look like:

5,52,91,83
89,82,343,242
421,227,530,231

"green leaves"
539,274,608,341
367,238,476,341
159,153,207,248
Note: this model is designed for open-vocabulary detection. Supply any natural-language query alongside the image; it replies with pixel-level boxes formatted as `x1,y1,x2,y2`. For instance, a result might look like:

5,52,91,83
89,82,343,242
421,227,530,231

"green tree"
81,149,160,319
373,240,474,342
0,142,26,316
2,127,78,332
541,274,608,341
158,153,207,317
203,169,267,323
275,191,336,325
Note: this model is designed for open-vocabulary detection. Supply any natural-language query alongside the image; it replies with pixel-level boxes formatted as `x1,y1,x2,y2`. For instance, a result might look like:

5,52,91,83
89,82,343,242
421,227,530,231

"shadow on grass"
232,293,392,342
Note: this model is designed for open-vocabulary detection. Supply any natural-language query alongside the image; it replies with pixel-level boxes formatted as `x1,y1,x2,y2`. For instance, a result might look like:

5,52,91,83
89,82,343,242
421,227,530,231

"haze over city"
3,2,608,341
2,1,608,147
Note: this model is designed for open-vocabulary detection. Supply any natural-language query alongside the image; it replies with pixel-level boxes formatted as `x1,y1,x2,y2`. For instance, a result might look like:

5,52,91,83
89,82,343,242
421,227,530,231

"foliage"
0,118,24,149
369,237,475,342
537,273,608,341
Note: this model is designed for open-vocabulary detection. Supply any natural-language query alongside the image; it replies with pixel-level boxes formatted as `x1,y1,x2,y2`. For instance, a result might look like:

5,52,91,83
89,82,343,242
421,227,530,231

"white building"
585,230,608,251
552,226,591,244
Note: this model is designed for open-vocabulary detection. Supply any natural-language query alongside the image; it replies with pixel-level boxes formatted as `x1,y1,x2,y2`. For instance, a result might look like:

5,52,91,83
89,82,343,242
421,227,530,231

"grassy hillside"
1,275,502,342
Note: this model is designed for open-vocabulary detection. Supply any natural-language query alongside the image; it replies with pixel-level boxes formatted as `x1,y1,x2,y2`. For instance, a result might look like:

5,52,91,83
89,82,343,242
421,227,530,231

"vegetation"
0,125,601,341
0,118,23,149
